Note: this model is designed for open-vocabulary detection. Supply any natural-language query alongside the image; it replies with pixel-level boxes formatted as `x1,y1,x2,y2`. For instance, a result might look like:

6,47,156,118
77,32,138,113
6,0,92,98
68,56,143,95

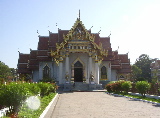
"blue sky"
1,0,160,68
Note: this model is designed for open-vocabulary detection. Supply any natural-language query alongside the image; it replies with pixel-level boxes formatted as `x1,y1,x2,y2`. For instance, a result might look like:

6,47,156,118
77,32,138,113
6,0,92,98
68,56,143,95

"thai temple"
17,12,131,90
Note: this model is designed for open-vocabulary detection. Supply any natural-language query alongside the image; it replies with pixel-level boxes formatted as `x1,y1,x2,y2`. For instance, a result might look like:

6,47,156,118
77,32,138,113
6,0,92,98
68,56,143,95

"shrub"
23,83,40,95
37,82,56,97
108,81,116,84
39,77,55,83
135,81,151,97
111,81,125,93
0,81,58,118
121,81,132,94
105,84,112,93
106,81,125,93
0,82,31,115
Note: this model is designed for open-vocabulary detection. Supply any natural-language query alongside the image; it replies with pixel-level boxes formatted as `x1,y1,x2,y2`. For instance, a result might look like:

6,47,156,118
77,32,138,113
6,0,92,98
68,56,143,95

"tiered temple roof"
17,28,131,74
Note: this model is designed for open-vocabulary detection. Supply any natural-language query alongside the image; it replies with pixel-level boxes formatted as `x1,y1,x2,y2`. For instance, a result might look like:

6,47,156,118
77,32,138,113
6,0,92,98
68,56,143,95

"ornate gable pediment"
65,19,88,41
51,18,108,64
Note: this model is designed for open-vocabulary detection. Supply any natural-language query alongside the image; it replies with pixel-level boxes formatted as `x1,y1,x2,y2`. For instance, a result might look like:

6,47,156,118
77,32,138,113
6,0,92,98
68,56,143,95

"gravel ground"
49,92,160,118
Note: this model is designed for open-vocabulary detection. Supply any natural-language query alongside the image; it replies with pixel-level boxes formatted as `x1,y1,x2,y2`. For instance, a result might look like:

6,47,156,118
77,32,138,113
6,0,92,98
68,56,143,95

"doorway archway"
74,61,83,82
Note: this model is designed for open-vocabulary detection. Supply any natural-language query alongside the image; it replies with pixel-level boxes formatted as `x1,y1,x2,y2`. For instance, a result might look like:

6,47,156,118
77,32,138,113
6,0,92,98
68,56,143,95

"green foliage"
111,81,125,93
0,61,13,81
151,76,158,84
108,81,116,84
137,77,145,81
135,54,152,81
135,81,151,97
37,82,56,97
0,82,57,117
105,84,113,93
39,77,55,83
0,82,31,114
106,81,125,93
131,65,142,81
121,81,132,94
119,93,160,103
23,83,40,95
18,93,56,118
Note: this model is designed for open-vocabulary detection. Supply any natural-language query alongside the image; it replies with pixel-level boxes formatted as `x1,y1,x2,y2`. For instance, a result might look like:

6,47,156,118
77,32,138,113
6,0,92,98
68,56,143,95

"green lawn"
18,93,56,118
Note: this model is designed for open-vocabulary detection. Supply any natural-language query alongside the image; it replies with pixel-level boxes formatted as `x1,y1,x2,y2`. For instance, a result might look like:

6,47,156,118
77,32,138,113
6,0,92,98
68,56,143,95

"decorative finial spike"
98,27,101,34
37,30,40,37
108,31,111,37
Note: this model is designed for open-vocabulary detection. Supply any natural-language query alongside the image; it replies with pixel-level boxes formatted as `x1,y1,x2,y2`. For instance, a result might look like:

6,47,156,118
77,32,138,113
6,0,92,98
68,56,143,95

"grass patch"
118,93,160,103
18,93,56,118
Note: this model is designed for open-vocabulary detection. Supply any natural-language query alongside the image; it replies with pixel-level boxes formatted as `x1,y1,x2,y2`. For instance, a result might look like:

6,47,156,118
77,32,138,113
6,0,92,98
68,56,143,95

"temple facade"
17,16,131,86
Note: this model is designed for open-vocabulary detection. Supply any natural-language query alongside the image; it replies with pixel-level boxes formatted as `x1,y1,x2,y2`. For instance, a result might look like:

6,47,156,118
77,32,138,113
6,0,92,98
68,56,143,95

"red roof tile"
38,37,49,50
17,22,131,74
30,50,37,59
18,54,30,63
58,30,69,43
118,54,130,63
100,37,111,50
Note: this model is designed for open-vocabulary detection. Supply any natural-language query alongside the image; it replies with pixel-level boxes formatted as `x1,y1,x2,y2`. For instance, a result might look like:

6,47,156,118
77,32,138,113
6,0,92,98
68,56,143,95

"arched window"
101,66,107,79
43,65,50,78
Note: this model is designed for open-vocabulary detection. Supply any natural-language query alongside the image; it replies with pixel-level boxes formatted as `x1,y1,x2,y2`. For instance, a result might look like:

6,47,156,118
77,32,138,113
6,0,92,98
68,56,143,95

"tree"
135,54,152,81
0,61,13,82
131,65,142,81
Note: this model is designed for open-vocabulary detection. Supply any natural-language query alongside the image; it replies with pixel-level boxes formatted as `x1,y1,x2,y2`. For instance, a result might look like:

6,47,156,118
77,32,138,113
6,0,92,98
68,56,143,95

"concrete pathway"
44,92,160,118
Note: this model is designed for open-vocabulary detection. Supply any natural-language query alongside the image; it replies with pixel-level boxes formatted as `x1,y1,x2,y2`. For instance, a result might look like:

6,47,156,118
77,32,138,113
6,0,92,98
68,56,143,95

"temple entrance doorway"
74,61,83,82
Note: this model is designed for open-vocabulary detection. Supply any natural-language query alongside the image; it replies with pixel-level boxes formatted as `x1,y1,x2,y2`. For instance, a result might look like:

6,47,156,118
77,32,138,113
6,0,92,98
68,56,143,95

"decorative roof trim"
18,63,28,64
51,19,108,64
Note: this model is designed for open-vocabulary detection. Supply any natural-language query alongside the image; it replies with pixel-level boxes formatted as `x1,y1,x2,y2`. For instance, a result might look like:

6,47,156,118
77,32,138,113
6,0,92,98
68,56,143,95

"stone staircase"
72,82,89,91
63,82,103,91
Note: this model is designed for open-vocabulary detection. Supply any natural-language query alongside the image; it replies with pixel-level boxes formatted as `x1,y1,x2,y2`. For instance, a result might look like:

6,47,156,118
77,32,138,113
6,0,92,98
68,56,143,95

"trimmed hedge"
106,80,151,97
121,81,132,94
106,81,125,93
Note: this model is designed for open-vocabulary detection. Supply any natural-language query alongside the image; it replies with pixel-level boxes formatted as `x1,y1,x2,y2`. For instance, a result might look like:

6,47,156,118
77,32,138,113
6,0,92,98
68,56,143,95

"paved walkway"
44,92,160,118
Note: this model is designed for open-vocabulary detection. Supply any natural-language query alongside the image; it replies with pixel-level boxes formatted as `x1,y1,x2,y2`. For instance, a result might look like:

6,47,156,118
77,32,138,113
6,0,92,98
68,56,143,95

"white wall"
111,69,117,81
38,61,54,81
33,70,39,82
100,61,111,81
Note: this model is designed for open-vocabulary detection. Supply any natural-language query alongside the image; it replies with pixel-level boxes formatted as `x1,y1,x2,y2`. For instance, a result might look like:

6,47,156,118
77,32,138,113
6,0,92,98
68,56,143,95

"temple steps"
72,82,89,91
63,82,103,91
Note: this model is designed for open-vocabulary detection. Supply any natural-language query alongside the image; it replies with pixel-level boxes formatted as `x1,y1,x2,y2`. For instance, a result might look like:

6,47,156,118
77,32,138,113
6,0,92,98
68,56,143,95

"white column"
107,62,111,81
88,56,92,83
95,60,99,84
65,55,69,82
59,57,63,84
89,57,92,74
65,56,69,73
